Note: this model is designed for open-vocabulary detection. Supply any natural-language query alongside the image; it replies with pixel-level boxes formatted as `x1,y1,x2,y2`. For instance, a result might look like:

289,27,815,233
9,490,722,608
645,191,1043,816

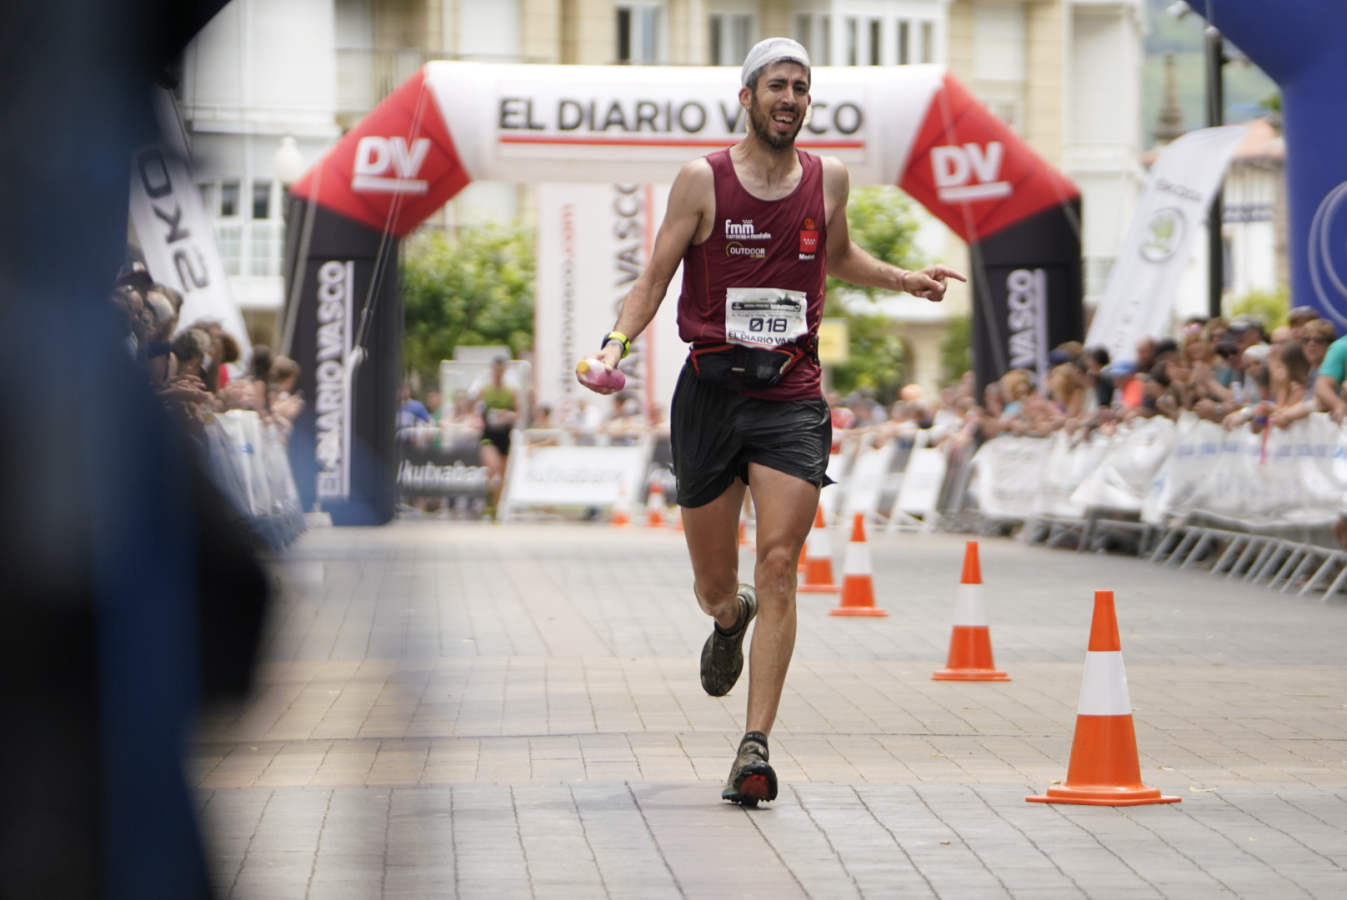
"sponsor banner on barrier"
500,438,653,517
969,413,1347,529
893,445,947,529
843,443,896,519
1072,418,1176,514
396,431,489,499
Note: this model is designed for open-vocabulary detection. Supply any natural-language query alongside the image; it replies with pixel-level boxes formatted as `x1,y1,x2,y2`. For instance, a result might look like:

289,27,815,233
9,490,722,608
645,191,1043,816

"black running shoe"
699,585,757,697
722,731,777,807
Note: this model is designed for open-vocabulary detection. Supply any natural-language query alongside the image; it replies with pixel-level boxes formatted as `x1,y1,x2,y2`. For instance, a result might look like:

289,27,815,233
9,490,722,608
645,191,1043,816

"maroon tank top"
677,148,827,401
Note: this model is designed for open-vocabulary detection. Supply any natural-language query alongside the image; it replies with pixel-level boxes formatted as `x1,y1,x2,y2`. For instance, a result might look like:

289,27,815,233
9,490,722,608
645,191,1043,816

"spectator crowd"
112,260,305,544
816,306,1347,465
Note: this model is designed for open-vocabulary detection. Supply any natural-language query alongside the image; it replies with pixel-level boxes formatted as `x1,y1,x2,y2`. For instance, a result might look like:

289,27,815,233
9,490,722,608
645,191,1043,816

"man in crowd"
575,37,964,805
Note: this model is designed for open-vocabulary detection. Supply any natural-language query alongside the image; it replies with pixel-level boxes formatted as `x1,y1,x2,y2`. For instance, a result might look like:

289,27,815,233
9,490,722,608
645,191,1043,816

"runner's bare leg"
681,478,750,629
743,463,819,736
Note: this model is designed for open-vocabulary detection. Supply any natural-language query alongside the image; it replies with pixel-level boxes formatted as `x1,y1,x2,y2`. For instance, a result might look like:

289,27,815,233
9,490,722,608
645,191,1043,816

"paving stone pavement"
193,520,1347,898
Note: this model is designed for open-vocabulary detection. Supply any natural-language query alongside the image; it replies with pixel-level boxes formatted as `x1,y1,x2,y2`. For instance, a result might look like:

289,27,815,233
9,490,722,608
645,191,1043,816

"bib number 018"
749,317,791,334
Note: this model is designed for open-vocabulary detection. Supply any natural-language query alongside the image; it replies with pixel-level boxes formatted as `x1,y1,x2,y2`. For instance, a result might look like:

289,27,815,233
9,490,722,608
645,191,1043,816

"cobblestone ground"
193,520,1347,899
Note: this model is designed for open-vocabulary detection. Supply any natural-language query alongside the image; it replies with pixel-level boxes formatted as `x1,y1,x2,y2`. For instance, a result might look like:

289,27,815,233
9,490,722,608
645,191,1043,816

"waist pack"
689,337,817,391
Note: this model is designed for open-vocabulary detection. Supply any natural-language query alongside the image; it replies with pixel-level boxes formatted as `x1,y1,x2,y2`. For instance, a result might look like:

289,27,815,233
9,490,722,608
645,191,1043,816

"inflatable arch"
283,61,1082,525
1191,1,1347,331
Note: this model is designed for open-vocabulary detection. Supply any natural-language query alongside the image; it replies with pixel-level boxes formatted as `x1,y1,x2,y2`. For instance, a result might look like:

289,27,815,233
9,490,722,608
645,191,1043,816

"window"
252,180,272,220
898,21,910,65
220,180,240,218
710,13,753,67
920,21,934,63
868,19,881,65
793,12,830,65
616,4,663,64
844,17,858,66
793,13,811,54
198,182,216,215
199,178,283,279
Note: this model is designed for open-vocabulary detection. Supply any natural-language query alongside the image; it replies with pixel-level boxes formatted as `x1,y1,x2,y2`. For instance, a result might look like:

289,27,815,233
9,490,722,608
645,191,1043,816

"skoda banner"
129,89,250,355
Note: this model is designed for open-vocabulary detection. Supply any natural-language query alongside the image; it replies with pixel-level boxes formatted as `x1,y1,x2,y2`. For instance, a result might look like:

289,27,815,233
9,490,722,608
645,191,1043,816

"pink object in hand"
576,358,626,391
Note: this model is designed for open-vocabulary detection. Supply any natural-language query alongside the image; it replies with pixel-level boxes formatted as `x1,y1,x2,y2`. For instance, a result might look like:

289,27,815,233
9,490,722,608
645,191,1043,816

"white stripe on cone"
843,538,872,575
952,584,986,626
809,523,831,558
1077,651,1132,716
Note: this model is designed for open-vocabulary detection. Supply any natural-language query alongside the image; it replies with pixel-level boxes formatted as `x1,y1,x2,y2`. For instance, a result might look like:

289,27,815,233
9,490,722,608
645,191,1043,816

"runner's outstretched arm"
821,157,965,302
580,160,712,389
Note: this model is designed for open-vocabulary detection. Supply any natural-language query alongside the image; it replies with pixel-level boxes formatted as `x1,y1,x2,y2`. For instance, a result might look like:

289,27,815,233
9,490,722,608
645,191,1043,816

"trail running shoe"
721,731,777,807
699,584,757,697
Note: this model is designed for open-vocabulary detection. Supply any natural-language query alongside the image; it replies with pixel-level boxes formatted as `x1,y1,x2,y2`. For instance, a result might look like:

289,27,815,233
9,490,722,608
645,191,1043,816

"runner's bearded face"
746,64,809,151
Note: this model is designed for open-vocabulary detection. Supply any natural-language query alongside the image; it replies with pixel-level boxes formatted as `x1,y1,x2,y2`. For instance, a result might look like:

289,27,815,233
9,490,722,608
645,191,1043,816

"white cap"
741,37,811,87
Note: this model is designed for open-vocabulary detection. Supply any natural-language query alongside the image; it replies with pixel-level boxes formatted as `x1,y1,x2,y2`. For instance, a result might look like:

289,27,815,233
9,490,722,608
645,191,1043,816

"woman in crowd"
269,356,304,442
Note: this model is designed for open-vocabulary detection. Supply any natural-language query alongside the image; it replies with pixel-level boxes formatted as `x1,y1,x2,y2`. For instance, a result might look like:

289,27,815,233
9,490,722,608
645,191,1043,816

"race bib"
725,287,809,348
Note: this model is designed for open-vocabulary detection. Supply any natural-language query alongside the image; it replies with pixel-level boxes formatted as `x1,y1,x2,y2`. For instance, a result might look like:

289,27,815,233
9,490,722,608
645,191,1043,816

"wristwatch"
602,331,630,359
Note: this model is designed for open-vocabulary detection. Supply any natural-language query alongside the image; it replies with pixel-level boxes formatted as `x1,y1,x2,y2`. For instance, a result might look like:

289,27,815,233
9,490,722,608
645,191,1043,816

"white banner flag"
1085,124,1249,364
128,89,251,356
533,183,685,426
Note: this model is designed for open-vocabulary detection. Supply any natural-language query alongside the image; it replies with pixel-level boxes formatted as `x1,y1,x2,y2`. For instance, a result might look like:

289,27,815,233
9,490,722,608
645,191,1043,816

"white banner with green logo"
1085,124,1250,365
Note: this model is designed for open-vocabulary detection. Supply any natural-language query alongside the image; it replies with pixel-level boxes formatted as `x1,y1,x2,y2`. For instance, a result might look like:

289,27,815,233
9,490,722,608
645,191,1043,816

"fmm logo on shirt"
352,136,431,194
724,218,772,241
930,142,1010,203
798,217,819,257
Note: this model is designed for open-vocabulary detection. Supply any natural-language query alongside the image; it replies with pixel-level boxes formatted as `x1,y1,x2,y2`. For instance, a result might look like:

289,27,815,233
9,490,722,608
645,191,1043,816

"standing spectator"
396,383,432,434
1109,361,1145,412
1287,305,1320,338
1314,327,1347,421
1269,340,1317,428
1083,346,1114,408
269,356,304,442
1228,316,1264,352
1301,318,1336,373
473,357,519,518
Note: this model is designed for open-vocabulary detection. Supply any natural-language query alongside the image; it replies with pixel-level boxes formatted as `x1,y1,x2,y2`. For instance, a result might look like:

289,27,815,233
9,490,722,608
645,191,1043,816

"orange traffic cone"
932,542,1009,681
610,481,631,528
645,481,667,528
799,506,841,594
829,513,887,617
1027,590,1180,806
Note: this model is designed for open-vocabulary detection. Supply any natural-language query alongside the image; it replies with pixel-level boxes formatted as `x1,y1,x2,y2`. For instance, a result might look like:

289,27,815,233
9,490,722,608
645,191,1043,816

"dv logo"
930,142,1010,203
352,136,431,194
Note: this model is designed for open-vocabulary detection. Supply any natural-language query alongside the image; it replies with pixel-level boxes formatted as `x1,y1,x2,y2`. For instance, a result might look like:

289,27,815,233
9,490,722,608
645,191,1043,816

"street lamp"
273,136,306,186
1168,1,1227,320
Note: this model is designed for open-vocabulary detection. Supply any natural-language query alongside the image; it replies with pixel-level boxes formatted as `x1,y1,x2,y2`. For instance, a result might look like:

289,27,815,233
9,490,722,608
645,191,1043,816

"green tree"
1225,285,1288,330
823,185,926,403
401,224,536,386
939,313,972,385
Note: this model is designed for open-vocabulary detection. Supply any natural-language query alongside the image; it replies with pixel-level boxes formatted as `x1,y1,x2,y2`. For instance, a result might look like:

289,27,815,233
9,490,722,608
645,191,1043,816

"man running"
577,37,964,806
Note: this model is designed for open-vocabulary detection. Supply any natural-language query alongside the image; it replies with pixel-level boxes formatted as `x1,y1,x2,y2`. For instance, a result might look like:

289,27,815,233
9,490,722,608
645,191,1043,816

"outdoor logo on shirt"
724,218,772,241
726,241,766,259
798,217,819,259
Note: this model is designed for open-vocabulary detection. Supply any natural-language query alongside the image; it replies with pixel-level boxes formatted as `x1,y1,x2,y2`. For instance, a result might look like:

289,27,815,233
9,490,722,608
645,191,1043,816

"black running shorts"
670,362,833,508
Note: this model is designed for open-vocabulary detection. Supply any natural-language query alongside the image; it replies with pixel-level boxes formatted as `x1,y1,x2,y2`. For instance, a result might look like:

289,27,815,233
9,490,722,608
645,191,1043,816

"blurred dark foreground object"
0,1,264,898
